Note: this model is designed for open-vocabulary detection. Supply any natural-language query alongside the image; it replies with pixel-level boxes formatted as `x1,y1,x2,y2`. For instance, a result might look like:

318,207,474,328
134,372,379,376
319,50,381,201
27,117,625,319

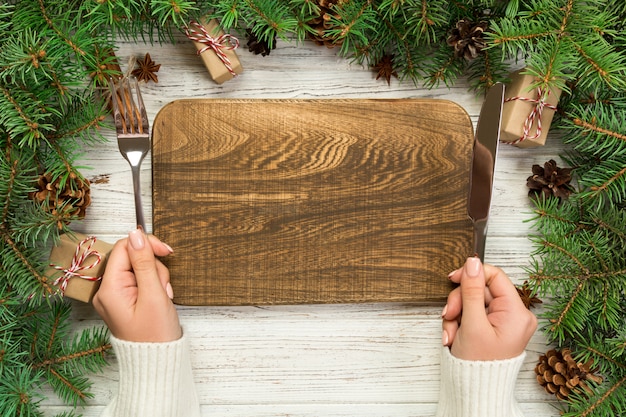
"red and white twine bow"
504,87,557,145
50,236,103,294
184,20,240,76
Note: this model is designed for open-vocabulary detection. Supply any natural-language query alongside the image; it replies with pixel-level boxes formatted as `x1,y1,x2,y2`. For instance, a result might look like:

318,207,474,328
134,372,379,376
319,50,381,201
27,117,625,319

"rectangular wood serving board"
152,99,474,305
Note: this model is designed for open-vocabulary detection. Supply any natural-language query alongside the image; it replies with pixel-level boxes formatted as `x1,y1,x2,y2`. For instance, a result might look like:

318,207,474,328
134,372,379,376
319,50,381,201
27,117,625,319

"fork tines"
108,76,151,231
110,77,149,136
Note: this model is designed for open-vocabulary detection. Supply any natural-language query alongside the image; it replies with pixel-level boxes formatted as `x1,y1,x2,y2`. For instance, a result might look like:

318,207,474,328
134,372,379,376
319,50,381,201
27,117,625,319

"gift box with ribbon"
46,233,113,303
185,18,243,84
500,69,562,148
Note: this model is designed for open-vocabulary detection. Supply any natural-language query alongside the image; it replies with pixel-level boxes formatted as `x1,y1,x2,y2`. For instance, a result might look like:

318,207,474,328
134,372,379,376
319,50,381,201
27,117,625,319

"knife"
468,82,505,262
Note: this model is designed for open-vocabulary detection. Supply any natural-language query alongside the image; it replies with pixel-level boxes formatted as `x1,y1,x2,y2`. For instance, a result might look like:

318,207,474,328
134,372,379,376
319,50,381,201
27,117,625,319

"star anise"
132,53,161,83
372,54,398,85
527,159,575,201
516,281,542,309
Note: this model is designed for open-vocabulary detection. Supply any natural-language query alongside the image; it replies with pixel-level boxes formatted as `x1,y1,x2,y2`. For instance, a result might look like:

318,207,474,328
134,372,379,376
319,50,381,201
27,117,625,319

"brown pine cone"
30,172,91,228
306,0,346,48
447,19,488,60
535,348,603,400
527,159,575,201
246,28,276,56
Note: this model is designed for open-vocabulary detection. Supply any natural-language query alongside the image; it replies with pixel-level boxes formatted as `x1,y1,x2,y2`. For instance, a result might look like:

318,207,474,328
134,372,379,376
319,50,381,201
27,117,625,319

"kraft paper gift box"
188,18,243,84
46,233,113,303
500,69,562,148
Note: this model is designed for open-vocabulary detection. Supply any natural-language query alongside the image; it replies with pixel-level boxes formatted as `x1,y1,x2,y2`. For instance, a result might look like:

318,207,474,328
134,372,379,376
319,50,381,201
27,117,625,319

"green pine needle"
1,1,626,416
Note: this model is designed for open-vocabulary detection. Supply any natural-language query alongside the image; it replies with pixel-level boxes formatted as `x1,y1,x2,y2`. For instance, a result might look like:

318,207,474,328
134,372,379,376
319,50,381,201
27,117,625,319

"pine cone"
306,0,346,48
527,159,574,201
30,172,91,228
535,348,603,400
246,29,276,56
447,19,488,60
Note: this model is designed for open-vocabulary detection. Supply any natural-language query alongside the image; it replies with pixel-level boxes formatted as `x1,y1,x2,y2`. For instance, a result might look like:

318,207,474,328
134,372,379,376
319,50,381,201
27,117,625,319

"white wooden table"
43,35,561,416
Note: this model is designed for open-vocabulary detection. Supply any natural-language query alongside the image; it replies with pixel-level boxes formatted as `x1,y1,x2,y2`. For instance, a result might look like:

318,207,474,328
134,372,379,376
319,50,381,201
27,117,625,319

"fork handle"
130,165,147,231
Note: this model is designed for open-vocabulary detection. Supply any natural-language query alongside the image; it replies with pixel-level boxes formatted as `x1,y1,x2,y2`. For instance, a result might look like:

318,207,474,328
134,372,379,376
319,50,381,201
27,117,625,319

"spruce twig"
1,1,626,416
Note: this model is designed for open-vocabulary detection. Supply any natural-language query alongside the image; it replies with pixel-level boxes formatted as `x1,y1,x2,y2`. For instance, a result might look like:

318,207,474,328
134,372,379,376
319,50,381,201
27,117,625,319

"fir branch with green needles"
1,0,626,416
525,89,626,412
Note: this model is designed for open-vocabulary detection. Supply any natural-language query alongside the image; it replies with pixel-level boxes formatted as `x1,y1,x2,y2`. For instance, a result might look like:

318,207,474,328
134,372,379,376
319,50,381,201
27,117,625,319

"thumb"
459,257,490,328
127,228,167,298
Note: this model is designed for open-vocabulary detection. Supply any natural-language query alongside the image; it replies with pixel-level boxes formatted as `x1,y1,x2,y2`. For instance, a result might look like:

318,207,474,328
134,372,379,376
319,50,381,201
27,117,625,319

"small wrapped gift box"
185,18,243,84
500,69,562,148
46,233,113,303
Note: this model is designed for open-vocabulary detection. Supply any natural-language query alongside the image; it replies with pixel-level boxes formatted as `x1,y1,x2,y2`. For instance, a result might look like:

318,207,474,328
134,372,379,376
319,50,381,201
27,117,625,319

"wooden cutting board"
152,99,474,305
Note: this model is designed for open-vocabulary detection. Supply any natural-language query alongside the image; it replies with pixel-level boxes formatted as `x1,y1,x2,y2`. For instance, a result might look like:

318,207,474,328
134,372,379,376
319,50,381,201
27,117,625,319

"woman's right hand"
442,257,538,361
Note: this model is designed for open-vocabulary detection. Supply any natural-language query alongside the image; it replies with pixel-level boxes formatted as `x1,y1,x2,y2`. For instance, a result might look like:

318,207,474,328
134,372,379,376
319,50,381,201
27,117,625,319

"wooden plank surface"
42,36,562,417
152,99,474,305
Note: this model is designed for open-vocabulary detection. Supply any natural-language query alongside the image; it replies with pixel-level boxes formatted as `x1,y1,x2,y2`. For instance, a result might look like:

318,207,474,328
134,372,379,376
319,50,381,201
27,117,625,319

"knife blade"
468,82,505,261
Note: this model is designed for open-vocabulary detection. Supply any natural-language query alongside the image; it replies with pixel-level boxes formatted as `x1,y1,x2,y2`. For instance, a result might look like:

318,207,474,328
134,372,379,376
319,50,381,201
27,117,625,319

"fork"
109,77,150,231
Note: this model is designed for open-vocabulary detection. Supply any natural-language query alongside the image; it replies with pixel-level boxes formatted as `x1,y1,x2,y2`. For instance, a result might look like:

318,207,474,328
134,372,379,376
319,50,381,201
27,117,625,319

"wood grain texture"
152,99,474,305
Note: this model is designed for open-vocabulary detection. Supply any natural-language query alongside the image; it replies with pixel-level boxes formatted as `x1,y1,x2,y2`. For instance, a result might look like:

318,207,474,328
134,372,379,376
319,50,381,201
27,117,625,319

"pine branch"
36,0,89,58
422,44,465,89
8,203,63,249
584,161,626,202
18,302,112,406
563,373,626,417
570,117,626,143
530,268,626,284
370,8,426,79
528,196,580,233
466,47,510,92
0,85,52,148
560,102,626,206
583,345,626,373
1,159,19,224
418,0,448,43
590,207,626,242
208,0,243,30
546,280,587,341
328,0,377,58
487,0,626,97
1,224,55,297
487,16,554,54
527,185,626,350
0,2,624,416
570,38,626,92
33,342,112,369
47,367,91,406
241,0,299,48
151,0,197,27
32,326,111,373
0,366,46,417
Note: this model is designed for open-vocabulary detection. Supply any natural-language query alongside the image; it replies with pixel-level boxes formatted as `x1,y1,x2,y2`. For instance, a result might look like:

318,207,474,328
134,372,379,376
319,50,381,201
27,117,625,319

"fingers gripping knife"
468,83,505,262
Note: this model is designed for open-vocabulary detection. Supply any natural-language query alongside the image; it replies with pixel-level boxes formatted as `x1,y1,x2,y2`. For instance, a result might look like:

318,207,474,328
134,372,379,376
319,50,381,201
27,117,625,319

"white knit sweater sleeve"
99,332,201,417
99,335,525,417
435,346,527,417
